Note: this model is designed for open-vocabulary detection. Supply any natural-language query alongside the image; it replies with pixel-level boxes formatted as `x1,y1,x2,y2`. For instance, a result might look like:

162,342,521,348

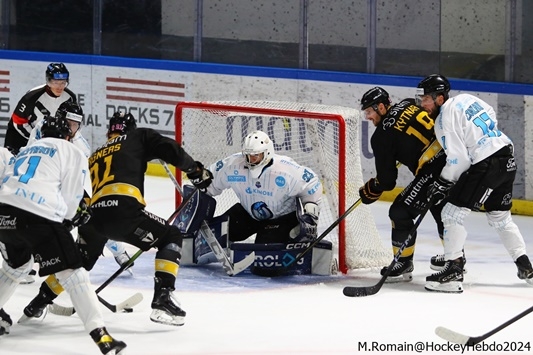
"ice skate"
90,327,127,355
114,250,134,276
0,308,12,335
430,251,467,273
18,289,54,324
150,277,186,326
515,255,533,286
425,257,464,293
380,259,413,283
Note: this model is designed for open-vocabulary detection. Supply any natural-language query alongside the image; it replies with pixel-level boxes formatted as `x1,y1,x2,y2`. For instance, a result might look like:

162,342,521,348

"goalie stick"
343,202,432,297
252,198,363,277
160,160,255,276
435,304,533,345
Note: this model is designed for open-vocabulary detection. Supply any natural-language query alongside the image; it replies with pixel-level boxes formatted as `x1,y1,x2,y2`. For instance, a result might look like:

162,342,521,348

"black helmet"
46,63,69,82
417,74,450,97
108,111,137,136
41,115,72,139
360,87,391,110
56,101,83,123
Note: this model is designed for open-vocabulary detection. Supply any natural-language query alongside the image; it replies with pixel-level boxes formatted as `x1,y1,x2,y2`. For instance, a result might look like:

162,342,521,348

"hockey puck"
123,307,133,313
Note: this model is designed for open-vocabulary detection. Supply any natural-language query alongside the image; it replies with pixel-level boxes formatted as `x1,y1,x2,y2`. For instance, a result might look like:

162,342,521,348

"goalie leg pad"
194,215,229,265
232,241,333,275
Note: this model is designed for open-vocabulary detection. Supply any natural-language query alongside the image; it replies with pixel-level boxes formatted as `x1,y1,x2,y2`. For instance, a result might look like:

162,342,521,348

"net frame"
174,101,390,273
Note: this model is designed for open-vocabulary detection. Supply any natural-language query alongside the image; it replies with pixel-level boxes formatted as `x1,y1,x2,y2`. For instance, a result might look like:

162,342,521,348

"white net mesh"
175,101,391,272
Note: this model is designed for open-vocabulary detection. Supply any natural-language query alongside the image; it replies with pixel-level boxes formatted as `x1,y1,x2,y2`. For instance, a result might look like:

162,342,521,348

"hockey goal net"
174,101,390,273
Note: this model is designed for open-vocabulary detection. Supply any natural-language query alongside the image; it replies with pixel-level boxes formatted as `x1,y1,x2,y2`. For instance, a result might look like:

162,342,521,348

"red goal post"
174,101,390,273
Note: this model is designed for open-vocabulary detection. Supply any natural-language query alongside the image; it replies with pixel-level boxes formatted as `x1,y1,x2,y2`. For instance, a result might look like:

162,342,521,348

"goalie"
183,130,333,275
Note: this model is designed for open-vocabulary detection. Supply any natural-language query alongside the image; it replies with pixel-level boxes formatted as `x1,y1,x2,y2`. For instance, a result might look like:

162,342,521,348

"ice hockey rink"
2,175,533,355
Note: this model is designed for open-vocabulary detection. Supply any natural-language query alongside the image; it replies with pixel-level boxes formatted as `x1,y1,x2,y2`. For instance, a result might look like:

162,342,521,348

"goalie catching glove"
64,198,92,230
427,176,454,205
359,178,383,204
290,199,319,243
186,161,213,190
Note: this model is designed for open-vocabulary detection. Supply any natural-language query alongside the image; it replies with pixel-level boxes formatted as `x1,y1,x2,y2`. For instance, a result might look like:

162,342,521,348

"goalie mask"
242,130,274,178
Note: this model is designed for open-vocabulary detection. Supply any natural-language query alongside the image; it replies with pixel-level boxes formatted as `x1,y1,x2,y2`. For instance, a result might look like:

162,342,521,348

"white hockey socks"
487,210,527,261
441,203,470,261
55,268,105,332
0,258,33,307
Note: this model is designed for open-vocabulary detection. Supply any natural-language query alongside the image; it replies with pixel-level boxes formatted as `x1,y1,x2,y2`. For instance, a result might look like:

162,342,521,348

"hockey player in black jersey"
87,111,212,325
359,87,447,282
4,63,77,155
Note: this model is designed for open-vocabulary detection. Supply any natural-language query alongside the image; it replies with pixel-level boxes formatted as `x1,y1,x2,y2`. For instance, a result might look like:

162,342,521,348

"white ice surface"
1,176,533,354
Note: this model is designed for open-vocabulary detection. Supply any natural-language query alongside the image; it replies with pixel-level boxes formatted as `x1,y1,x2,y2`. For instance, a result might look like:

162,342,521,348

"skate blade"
424,281,463,293
17,313,44,324
149,309,185,327
384,272,413,283
430,265,468,274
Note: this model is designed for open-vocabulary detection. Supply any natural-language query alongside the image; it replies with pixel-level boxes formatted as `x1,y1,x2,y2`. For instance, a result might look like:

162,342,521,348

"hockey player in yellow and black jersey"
86,111,212,326
359,87,447,283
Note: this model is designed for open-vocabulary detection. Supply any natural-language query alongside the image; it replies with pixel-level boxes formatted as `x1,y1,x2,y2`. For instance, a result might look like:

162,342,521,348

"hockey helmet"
360,87,391,110
46,63,69,82
242,130,275,178
56,101,84,123
41,115,72,140
416,74,450,98
108,111,137,136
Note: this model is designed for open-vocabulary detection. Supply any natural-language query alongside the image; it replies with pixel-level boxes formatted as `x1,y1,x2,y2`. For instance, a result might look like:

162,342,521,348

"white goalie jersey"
206,153,322,220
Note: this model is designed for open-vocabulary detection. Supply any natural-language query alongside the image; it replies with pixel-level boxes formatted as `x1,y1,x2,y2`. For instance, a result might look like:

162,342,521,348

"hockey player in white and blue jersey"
0,115,126,354
417,74,533,293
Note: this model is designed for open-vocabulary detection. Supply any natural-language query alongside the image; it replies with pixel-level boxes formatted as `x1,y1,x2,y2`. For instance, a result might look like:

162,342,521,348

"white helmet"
242,130,275,178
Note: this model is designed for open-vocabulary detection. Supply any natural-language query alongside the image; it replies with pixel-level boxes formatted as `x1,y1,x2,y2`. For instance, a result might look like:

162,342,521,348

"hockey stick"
49,193,198,316
435,305,533,345
343,202,432,297
251,198,363,277
48,250,145,316
159,160,255,276
48,292,144,316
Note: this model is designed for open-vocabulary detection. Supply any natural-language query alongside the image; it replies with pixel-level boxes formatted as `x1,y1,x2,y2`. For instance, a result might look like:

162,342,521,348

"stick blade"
115,292,144,312
435,326,471,345
48,303,75,317
343,286,378,297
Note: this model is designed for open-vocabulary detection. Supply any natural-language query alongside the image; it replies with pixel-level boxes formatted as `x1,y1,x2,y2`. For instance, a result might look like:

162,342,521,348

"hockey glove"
187,161,213,190
427,176,454,205
359,178,382,205
292,201,319,243
65,199,93,230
